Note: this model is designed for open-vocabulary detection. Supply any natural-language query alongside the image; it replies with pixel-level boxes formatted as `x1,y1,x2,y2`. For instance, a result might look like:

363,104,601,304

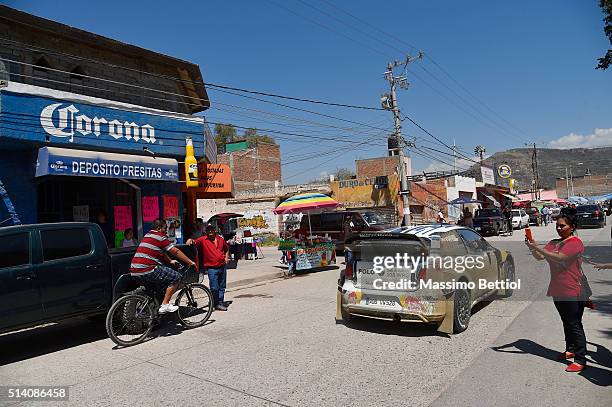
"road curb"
226,270,287,289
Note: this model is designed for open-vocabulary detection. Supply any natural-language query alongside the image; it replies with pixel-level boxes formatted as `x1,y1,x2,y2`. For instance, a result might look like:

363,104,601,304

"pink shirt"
543,236,584,298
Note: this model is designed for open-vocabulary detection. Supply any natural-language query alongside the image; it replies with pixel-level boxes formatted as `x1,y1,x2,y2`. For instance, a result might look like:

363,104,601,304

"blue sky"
6,0,611,183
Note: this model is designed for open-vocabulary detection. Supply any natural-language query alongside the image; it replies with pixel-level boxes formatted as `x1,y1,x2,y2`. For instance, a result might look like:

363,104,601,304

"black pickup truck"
472,208,505,236
0,222,137,334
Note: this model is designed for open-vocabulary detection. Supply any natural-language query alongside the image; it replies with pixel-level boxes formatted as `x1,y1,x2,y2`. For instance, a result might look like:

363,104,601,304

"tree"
597,0,612,70
333,167,356,180
243,127,277,145
214,123,237,152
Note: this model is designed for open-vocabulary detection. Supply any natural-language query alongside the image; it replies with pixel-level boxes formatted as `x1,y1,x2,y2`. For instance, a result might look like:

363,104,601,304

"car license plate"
583,214,589,217
475,226,481,230
364,297,398,307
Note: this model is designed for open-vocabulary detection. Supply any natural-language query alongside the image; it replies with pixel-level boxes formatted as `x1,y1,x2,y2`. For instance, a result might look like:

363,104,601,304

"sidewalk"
431,230,612,406
198,246,306,290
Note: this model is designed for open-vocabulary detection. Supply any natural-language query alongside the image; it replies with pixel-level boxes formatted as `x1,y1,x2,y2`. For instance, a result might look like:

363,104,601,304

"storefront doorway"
37,177,137,248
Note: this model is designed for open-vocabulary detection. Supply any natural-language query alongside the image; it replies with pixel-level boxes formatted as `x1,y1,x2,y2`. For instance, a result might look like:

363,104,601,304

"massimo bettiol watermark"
365,253,520,291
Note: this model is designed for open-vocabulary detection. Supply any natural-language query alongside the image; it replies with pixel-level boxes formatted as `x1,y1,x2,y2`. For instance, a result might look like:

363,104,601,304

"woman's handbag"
578,265,593,300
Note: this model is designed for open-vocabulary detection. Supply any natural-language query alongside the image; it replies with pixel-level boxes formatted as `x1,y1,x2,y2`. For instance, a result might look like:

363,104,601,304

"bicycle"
105,263,213,347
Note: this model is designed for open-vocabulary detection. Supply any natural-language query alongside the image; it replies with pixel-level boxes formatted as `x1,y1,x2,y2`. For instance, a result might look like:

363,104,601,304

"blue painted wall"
0,149,38,225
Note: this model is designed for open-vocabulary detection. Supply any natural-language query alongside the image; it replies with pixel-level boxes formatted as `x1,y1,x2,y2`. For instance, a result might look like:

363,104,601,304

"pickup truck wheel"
453,288,471,334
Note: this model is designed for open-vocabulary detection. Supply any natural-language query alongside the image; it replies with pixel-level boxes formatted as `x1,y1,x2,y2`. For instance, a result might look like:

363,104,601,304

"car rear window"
576,205,598,211
0,232,30,268
476,209,500,217
41,228,92,261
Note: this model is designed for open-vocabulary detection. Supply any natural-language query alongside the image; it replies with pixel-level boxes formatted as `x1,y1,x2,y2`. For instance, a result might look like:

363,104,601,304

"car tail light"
345,250,354,279
418,267,427,280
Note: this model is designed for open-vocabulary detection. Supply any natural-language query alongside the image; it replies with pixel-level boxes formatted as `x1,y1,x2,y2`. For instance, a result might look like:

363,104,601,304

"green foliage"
596,0,612,70
214,123,237,152
333,167,356,180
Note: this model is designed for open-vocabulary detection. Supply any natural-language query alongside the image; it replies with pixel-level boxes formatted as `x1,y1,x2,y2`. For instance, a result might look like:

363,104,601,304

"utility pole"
382,52,423,227
565,167,570,199
452,139,457,171
526,143,540,200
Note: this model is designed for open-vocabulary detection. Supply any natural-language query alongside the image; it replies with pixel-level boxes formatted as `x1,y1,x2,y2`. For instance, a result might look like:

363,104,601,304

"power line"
302,2,532,144
0,37,383,111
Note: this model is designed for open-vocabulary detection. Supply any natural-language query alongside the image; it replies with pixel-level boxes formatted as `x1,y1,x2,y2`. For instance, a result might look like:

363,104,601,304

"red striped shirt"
130,230,175,274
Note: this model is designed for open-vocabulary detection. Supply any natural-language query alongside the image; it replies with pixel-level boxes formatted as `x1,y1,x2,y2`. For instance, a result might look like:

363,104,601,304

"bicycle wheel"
106,294,155,347
175,284,213,328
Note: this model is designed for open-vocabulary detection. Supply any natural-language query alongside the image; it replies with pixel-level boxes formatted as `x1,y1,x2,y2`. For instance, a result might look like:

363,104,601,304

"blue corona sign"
0,90,206,158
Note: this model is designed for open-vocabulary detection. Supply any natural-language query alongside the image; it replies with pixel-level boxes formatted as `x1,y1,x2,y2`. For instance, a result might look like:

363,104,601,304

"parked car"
525,207,542,226
511,209,529,229
0,222,195,335
575,205,606,228
336,225,515,334
472,208,505,236
295,210,394,251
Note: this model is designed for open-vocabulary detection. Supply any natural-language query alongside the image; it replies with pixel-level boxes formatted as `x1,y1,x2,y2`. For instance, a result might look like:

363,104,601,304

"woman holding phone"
525,209,588,372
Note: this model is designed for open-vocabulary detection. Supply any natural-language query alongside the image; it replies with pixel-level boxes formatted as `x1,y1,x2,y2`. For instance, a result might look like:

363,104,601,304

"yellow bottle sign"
184,137,199,187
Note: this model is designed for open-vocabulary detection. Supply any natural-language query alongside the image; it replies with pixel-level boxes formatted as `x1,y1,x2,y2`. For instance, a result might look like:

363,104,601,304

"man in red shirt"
130,218,196,314
188,224,230,311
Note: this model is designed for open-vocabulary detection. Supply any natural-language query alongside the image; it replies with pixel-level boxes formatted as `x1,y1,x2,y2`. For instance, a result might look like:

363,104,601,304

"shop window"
0,233,30,269
41,228,92,261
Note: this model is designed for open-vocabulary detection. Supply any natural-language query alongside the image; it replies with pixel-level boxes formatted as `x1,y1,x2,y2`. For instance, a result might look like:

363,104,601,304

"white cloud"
548,128,612,149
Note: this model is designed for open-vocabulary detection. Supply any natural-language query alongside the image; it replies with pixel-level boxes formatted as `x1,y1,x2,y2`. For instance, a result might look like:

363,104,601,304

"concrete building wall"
446,176,477,221
197,182,330,236
0,5,208,114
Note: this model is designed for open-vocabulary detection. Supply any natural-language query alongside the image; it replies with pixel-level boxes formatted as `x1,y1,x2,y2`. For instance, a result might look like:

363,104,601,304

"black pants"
553,299,587,365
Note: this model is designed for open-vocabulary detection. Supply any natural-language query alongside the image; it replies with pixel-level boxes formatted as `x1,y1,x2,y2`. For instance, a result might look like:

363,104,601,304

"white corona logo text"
40,103,156,144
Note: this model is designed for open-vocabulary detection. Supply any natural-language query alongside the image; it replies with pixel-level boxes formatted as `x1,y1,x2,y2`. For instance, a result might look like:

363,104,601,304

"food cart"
273,193,339,273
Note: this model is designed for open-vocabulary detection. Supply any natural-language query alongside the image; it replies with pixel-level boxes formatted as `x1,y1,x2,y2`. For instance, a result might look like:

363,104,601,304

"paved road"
0,221,610,406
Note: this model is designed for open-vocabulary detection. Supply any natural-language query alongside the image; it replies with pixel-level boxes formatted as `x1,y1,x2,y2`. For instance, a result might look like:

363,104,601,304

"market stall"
273,193,339,273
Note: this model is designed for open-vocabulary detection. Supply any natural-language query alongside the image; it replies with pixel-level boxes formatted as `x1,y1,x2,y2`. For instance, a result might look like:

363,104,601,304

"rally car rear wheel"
453,288,471,334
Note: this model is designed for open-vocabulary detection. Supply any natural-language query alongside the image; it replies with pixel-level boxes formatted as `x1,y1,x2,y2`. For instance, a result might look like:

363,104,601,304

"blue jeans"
207,266,227,306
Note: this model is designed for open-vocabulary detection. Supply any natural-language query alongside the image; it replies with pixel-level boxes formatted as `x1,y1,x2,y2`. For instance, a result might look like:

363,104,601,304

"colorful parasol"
273,193,340,214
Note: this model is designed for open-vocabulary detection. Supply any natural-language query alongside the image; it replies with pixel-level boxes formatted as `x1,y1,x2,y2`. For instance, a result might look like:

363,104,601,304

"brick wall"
410,179,448,222
356,156,411,179
218,142,281,192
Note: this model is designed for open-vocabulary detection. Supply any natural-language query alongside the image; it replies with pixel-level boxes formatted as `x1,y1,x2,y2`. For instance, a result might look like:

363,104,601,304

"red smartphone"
524,228,533,242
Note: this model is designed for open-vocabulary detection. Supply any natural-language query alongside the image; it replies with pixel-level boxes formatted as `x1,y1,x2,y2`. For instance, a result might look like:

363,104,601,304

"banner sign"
163,195,179,218
142,196,159,222
0,90,207,157
114,205,133,248
35,147,179,181
481,166,495,185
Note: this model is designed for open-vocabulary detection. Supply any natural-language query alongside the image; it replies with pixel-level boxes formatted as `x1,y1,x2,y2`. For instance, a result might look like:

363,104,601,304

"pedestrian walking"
187,225,230,311
503,206,513,235
525,209,590,372
541,206,550,226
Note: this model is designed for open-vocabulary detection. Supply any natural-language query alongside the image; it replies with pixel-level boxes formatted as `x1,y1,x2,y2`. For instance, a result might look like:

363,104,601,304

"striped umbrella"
273,193,339,214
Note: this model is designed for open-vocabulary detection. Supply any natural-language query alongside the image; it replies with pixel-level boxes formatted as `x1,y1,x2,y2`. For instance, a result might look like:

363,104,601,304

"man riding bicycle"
130,218,196,314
